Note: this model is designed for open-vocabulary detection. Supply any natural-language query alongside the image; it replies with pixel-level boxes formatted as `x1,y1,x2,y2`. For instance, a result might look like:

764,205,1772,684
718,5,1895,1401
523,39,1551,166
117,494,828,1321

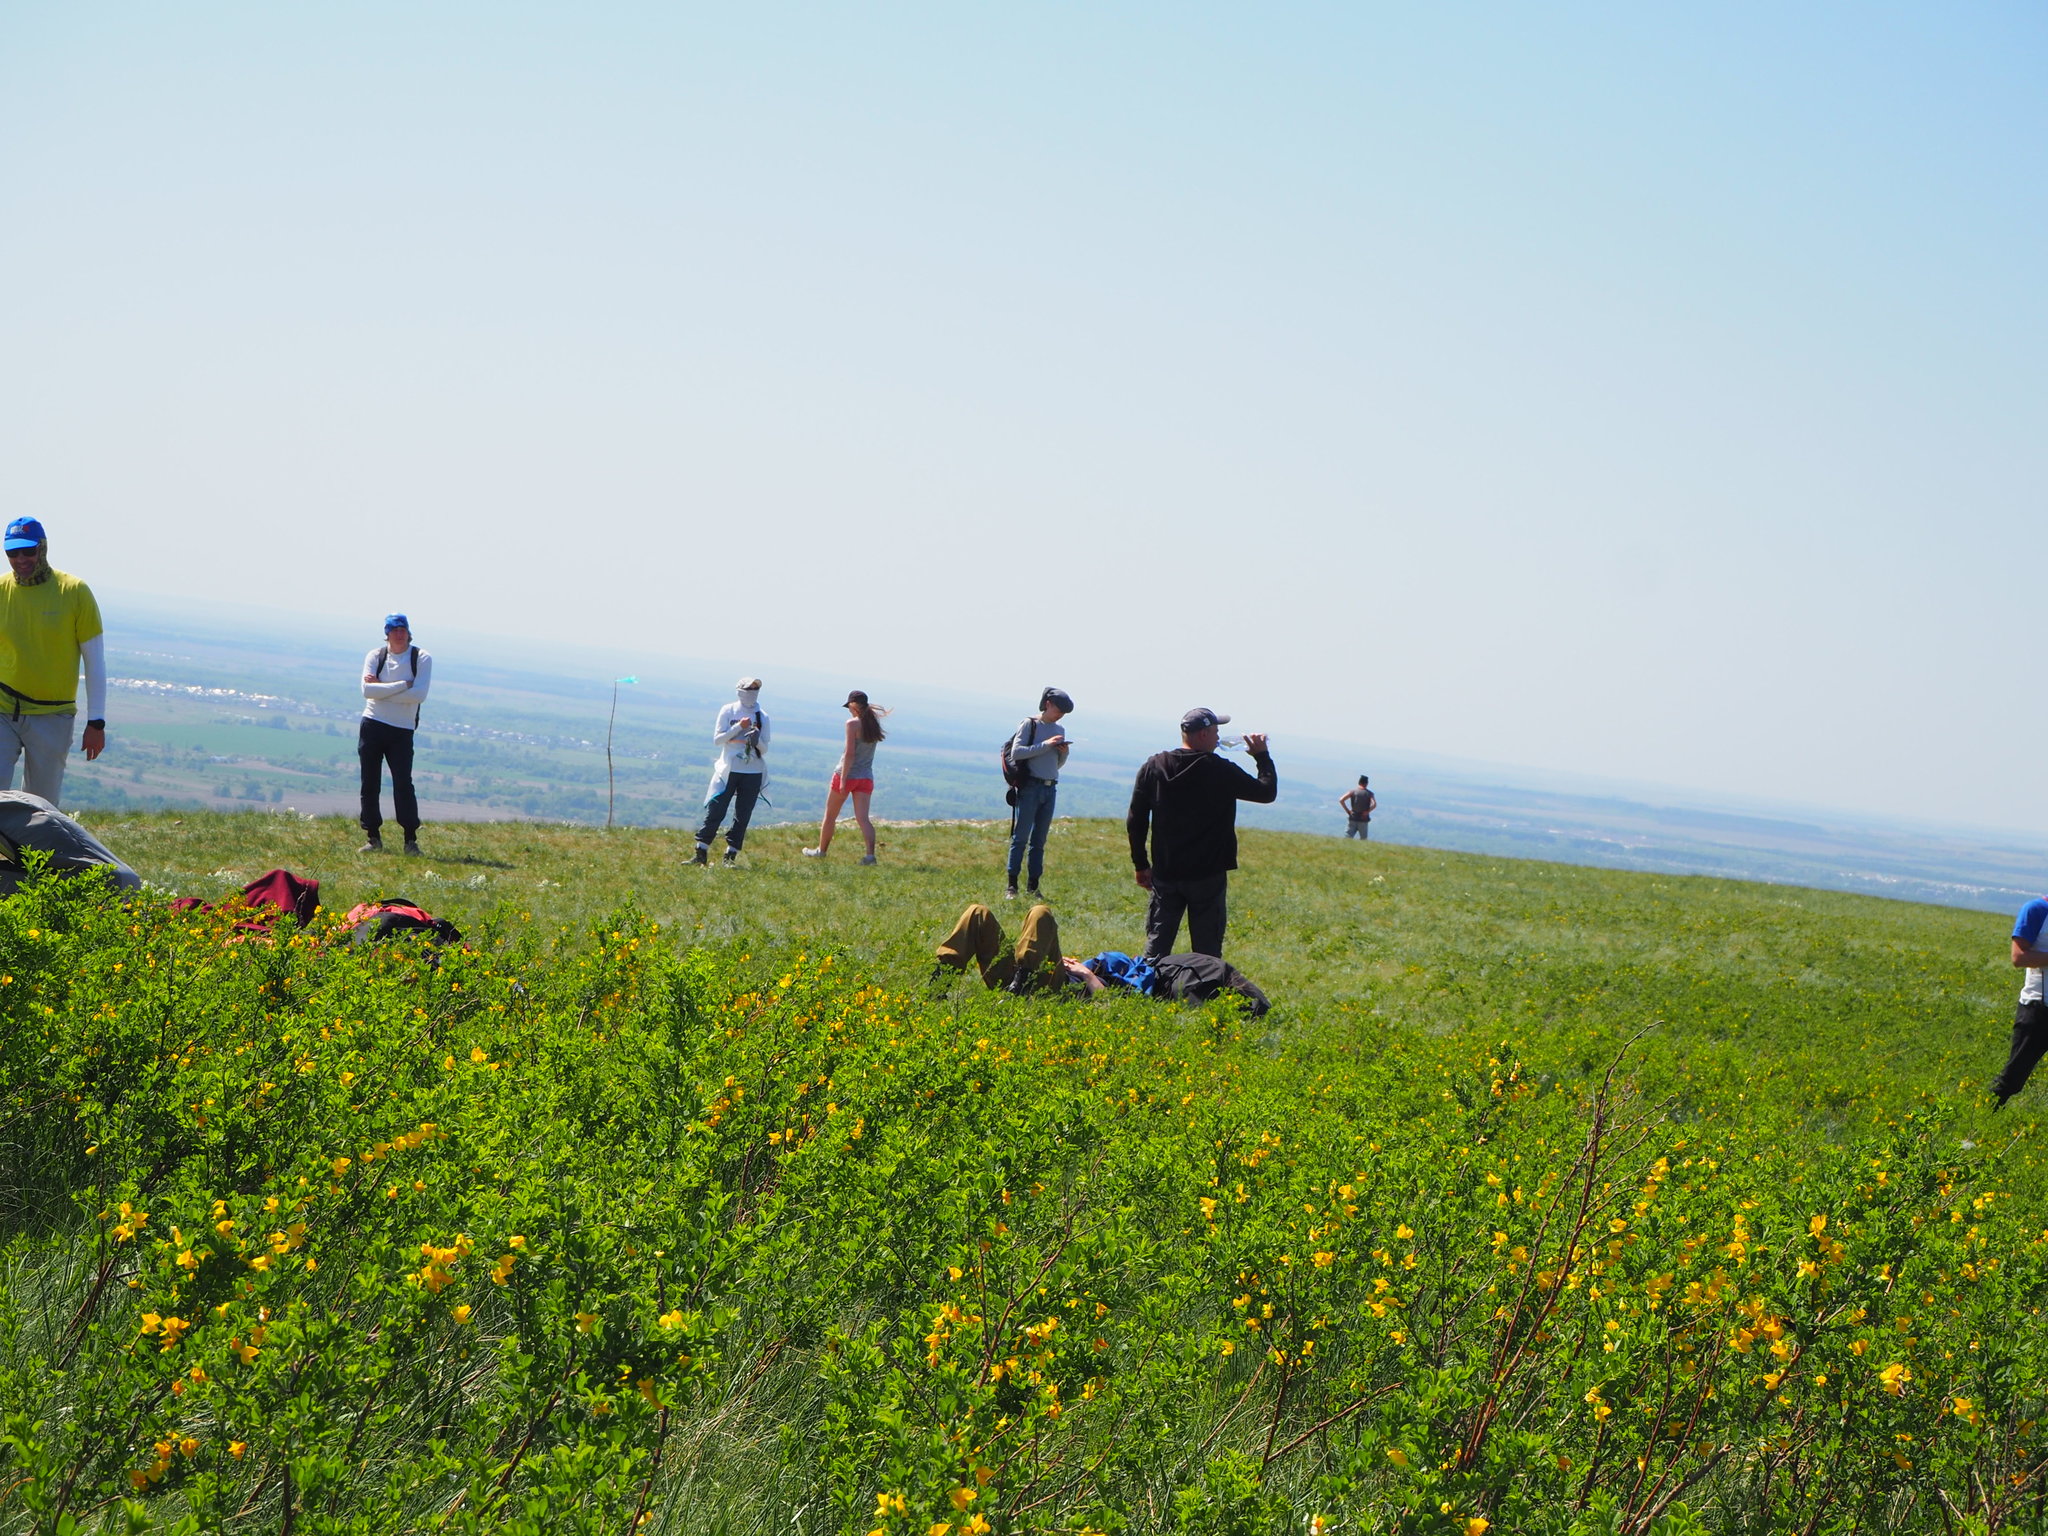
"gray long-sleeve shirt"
1010,718,1067,782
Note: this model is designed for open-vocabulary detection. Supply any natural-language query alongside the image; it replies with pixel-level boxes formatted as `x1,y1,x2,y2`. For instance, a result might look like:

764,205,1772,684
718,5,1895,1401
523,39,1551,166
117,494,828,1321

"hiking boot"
859,853,877,865
358,834,382,854
1026,884,1041,898
402,838,422,857
689,845,709,867
722,848,740,867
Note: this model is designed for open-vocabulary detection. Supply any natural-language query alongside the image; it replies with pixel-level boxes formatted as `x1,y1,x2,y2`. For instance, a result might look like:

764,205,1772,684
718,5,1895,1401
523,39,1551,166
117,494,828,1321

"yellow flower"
331,1157,350,1176
508,1235,527,1249
658,1308,686,1330
1200,1197,1218,1220
228,1442,246,1459
1879,1362,1911,1395
575,1311,600,1333
1386,1446,1410,1468
948,1266,963,1281
232,1337,260,1365
1312,1251,1335,1268
1465,1521,1491,1536
964,1519,991,1536
453,1304,473,1324
178,1437,200,1458
949,1487,976,1509
1395,1224,1414,1240
636,1378,660,1405
874,1493,907,1516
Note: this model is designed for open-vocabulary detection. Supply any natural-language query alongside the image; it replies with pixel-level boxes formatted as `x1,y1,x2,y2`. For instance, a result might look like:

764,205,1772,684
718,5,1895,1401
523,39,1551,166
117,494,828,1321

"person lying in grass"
933,901,1269,1016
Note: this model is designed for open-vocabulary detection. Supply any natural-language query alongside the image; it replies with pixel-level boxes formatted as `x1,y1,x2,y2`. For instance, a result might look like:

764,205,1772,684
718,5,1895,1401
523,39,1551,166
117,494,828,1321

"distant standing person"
0,518,106,807
1126,708,1276,958
1992,895,2048,1108
694,678,769,867
359,614,432,855
1005,687,1074,900
805,690,886,864
1339,775,1377,839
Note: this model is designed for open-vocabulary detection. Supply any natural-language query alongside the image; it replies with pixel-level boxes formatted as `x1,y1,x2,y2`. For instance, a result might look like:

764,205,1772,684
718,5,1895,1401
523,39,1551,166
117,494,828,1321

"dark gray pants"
1145,871,1228,959
358,718,419,837
1994,999,2048,1103
696,772,763,852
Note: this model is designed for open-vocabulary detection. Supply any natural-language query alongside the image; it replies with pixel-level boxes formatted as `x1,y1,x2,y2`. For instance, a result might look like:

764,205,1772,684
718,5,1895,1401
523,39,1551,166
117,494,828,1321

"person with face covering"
693,678,770,866
0,518,106,807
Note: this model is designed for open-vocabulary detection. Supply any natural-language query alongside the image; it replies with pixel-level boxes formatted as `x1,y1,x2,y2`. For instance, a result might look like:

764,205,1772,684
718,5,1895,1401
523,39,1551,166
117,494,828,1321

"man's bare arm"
2014,939,2048,968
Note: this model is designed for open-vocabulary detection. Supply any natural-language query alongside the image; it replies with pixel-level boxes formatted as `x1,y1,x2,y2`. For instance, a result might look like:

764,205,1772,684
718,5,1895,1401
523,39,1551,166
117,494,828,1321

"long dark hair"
846,690,886,743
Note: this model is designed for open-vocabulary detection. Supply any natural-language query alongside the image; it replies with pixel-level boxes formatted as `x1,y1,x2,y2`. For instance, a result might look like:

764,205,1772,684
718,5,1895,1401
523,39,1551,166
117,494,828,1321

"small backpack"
999,717,1038,806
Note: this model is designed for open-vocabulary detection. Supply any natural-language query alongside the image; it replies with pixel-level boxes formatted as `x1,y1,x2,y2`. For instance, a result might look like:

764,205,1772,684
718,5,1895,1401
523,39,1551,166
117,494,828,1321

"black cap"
1041,687,1074,712
1180,707,1231,732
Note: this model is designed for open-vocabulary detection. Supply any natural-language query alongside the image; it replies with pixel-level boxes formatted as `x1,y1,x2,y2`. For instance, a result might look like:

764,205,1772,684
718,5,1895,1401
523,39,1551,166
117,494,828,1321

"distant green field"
6,813,2044,1533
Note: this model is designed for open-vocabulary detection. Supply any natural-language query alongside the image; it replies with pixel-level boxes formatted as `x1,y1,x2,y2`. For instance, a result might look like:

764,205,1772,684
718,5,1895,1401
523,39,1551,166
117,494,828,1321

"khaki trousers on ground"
935,903,1064,991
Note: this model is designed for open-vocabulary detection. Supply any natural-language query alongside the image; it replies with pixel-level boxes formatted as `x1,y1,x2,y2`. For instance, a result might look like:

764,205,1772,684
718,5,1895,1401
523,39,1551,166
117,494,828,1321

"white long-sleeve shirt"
81,635,106,721
711,700,769,773
361,645,432,729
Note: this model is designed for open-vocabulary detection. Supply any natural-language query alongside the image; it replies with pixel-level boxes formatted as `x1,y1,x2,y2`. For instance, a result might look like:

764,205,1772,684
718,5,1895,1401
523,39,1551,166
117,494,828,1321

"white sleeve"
81,634,106,720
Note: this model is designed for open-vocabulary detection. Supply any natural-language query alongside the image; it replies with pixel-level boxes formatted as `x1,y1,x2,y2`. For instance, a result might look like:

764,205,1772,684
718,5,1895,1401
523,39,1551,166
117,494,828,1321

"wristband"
86,719,105,730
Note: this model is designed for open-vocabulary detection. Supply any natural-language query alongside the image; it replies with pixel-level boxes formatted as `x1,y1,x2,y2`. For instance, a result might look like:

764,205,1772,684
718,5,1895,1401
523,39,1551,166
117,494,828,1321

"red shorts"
831,773,875,795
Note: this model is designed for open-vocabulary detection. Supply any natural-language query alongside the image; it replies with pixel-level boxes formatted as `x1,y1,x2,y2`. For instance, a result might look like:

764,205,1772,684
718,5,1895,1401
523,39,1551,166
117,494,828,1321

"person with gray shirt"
805,689,887,863
1005,687,1073,900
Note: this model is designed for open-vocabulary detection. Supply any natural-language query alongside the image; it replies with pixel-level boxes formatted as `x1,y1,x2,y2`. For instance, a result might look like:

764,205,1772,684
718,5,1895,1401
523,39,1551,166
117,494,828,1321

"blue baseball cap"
383,613,410,631
4,518,46,551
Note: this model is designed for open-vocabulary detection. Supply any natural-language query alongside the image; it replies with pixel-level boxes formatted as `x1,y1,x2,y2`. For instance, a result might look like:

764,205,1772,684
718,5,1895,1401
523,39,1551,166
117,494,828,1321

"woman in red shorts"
805,690,887,863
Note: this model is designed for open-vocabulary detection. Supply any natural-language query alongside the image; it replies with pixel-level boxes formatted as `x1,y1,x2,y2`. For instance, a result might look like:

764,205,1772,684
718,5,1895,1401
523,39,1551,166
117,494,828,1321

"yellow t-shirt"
0,569,102,714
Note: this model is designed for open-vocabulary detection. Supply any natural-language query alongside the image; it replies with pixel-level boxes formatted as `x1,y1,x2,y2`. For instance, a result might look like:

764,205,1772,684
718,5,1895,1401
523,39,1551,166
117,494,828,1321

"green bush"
1,846,2045,1533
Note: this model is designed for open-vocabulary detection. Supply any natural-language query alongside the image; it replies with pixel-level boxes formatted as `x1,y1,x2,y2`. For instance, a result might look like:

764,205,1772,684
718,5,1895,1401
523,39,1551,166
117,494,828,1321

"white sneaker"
803,847,825,858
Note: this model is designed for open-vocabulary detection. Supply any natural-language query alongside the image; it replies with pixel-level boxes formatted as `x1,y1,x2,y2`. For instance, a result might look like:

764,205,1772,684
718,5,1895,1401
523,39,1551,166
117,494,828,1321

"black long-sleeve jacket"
1126,747,1277,881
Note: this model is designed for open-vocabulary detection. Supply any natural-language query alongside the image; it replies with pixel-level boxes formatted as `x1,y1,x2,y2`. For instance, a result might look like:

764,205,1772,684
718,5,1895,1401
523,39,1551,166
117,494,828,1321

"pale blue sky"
3,4,2042,828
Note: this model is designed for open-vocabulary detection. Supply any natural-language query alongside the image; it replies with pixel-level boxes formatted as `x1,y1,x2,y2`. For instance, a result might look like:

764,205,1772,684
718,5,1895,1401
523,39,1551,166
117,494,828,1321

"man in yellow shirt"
0,519,106,806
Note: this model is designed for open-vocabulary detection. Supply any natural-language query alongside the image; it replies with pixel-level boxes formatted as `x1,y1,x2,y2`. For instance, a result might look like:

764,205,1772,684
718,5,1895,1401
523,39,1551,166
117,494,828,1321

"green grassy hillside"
5,813,2044,1534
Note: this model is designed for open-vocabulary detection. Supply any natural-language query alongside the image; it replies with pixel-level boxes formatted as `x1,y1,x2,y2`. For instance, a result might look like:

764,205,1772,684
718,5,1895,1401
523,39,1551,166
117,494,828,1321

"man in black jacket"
1126,707,1277,958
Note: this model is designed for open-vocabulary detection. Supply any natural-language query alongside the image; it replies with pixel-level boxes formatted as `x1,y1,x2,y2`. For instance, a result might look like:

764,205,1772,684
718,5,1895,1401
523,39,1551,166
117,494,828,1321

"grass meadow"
3,809,2045,1534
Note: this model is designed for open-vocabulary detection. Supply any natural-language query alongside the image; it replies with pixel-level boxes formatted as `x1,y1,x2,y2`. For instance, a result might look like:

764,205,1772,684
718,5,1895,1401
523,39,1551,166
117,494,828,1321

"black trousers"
1993,999,2048,1103
1145,871,1228,959
358,718,419,836
696,773,762,851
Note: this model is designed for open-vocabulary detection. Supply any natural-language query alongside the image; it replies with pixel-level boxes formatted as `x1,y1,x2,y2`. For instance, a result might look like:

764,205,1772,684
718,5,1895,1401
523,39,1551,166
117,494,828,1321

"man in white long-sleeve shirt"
0,518,107,807
692,677,769,866
358,614,432,855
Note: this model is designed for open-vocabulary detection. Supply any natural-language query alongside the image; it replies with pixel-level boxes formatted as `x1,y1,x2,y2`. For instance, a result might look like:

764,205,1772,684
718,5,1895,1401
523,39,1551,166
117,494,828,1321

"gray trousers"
0,713,73,805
